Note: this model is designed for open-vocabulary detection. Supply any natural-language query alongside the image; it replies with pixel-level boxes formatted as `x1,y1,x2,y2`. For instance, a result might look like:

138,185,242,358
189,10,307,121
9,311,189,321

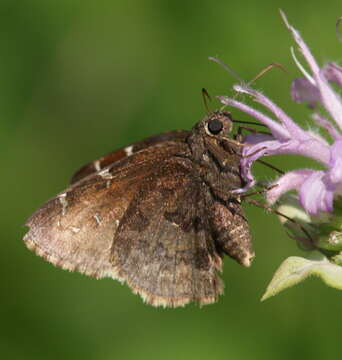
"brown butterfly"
24,111,254,307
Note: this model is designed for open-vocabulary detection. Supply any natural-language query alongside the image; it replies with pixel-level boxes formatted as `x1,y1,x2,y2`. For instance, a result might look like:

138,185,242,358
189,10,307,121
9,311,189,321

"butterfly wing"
24,140,223,307
71,130,189,184
109,157,224,307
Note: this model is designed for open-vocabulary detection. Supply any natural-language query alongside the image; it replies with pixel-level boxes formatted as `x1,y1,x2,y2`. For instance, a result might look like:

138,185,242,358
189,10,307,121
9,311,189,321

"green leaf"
331,252,342,266
261,252,342,301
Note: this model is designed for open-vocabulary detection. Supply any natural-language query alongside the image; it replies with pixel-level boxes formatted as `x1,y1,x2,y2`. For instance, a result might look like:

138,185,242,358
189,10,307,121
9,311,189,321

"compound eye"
208,119,223,134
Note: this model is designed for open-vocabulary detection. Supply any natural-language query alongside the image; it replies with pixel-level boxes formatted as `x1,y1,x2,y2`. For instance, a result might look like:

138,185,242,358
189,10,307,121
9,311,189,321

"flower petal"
280,10,320,75
266,169,315,204
243,133,275,145
322,63,342,88
233,84,311,142
242,136,330,165
295,138,330,164
328,140,342,184
299,171,334,215
219,96,290,140
291,77,321,106
316,71,342,131
239,133,331,191
312,113,342,141
281,10,342,131
239,138,286,191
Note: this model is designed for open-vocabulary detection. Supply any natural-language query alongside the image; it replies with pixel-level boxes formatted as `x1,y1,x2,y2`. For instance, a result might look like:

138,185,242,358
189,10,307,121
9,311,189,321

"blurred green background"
1,0,342,359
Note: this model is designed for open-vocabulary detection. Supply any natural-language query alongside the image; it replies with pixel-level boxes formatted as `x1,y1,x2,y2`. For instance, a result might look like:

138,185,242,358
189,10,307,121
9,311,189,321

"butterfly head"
188,111,241,164
199,111,234,138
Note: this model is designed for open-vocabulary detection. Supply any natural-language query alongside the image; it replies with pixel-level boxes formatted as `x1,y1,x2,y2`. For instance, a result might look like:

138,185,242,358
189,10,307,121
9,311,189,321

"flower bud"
277,195,342,253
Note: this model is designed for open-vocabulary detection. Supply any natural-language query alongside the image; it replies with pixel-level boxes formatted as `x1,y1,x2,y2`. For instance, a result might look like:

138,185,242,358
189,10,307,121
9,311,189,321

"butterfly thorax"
186,111,245,196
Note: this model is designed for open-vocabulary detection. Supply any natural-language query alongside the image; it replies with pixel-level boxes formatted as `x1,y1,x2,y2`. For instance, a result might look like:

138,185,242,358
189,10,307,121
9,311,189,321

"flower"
219,11,342,217
217,10,342,300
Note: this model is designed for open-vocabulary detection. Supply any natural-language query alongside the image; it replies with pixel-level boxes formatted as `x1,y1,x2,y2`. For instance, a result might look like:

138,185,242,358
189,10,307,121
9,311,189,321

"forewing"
110,157,224,307
25,143,224,307
71,130,189,184
24,141,190,279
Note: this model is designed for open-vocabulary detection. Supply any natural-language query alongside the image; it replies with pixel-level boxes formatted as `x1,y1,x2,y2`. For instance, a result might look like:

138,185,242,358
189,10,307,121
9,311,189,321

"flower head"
220,11,342,217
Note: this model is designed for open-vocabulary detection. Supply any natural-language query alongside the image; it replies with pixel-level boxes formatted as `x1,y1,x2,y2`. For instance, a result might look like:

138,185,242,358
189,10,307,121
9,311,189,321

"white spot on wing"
94,214,102,226
98,168,112,179
202,154,210,162
70,226,81,233
94,160,101,171
124,145,133,156
58,193,68,216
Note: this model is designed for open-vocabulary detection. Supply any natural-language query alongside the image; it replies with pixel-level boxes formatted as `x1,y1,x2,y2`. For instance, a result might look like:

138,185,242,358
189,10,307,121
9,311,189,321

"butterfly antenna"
247,63,287,87
202,88,212,114
209,58,285,141
209,56,245,83
210,57,286,107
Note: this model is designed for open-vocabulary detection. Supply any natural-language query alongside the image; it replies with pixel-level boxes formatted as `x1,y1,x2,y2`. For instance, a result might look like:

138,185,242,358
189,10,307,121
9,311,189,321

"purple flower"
219,11,342,217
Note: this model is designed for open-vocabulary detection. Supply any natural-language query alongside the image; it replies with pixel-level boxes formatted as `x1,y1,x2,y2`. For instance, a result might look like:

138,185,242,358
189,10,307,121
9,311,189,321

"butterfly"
24,111,254,307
